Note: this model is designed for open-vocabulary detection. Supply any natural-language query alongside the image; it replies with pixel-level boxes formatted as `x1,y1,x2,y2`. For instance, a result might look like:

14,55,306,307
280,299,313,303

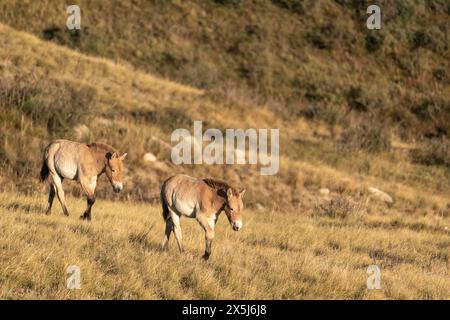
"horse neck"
89,149,109,175
210,190,227,214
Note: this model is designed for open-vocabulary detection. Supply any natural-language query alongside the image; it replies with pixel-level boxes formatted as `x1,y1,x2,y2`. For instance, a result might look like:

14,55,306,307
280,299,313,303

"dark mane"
87,142,117,153
203,178,238,196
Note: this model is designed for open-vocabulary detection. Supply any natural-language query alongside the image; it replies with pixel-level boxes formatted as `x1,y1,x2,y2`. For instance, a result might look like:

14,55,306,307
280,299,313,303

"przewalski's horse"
40,139,127,221
160,174,245,260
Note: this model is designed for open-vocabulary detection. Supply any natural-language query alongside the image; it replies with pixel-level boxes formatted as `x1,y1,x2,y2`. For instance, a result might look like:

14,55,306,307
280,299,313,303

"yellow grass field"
0,191,448,299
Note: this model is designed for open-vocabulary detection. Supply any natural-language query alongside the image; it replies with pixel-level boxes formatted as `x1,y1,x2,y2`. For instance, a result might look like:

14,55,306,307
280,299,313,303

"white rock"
74,124,90,140
143,152,157,162
368,187,393,204
319,188,330,195
255,203,265,211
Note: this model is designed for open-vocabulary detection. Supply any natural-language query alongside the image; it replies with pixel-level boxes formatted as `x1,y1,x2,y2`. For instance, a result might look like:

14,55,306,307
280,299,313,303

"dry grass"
0,192,448,299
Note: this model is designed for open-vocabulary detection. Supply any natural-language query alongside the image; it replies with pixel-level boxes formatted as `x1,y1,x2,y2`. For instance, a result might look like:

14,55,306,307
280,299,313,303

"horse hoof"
202,254,210,261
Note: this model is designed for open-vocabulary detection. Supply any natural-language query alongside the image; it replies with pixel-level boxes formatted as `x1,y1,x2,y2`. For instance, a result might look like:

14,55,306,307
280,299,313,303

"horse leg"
81,196,95,221
80,177,96,221
198,215,215,260
171,211,184,253
52,174,69,216
161,217,173,251
45,184,56,215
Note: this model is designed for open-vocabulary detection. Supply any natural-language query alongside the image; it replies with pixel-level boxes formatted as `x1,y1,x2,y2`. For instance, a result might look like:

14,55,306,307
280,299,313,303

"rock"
255,203,265,211
74,124,90,140
143,152,157,162
368,187,393,204
319,188,330,195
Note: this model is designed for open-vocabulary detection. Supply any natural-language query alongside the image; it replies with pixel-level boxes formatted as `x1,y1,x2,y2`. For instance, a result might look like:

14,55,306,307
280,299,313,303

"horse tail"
39,142,53,182
160,180,170,221
160,192,170,221
40,160,49,182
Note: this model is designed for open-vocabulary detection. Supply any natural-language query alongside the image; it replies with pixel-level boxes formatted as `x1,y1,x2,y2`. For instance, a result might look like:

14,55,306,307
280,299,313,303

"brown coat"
160,174,245,260
40,139,127,220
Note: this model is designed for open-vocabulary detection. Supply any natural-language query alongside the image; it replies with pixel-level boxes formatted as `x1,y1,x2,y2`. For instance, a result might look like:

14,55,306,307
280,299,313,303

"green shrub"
306,24,337,50
410,138,450,168
364,31,384,52
314,196,355,219
432,69,447,82
346,86,367,112
213,0,241,6
339,123,391,153
0,75,96,136
271,0,305,14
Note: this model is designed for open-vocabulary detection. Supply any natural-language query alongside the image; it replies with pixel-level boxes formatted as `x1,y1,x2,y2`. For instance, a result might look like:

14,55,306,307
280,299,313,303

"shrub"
213,0,241,6
346,86,367,112
410,138,450,168
339,123,391,153
411,30,432,49
0,75,96,136
432,69,447,82
313,195,355,219
271,0,305,14
365,31,384,52
306,24,336,50
410,27,448,54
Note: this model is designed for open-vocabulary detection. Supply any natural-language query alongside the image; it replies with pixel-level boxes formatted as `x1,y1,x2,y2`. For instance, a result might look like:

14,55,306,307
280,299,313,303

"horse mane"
203,178,239,196
87,142,117,154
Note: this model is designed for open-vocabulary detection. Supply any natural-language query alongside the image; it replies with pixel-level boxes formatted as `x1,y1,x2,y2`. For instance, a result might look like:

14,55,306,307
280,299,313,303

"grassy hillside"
0,192,449,299
1,0,449,140
0,21,449,213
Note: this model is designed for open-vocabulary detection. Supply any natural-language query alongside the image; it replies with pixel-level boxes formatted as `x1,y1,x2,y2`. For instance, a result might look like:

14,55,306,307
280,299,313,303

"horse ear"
227,188,233,198
119,153,127,160
239,189,246,197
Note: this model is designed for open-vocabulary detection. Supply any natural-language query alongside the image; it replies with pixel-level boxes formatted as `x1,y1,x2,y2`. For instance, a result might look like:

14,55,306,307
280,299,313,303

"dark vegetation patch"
313,196,357,219
0,75,96,136
339,124,391,153
410,138,450,168
368,248,415,267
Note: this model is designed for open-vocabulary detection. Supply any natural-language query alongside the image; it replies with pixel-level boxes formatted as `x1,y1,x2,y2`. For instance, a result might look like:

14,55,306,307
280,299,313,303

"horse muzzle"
112,182,123,193
231,220,243,231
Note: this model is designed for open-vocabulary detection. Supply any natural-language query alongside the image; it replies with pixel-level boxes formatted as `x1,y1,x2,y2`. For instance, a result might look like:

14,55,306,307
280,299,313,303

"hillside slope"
1,0,449,139
0,22,449,216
